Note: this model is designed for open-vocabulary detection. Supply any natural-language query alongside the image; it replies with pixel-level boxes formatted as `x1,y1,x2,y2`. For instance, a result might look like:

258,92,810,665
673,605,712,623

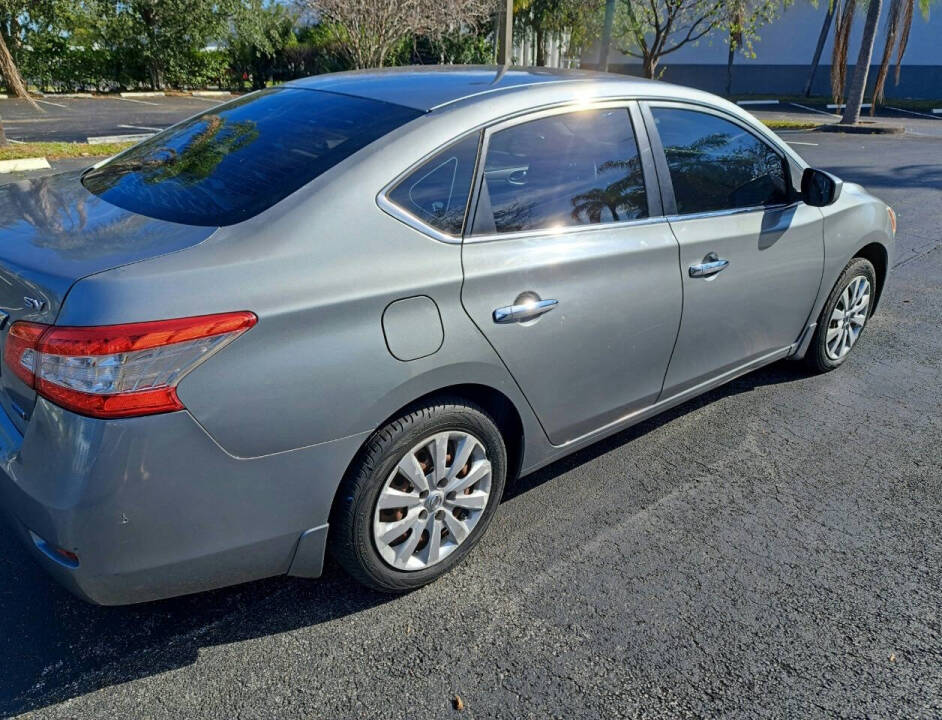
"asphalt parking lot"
0,94,228,142
0,129,940,719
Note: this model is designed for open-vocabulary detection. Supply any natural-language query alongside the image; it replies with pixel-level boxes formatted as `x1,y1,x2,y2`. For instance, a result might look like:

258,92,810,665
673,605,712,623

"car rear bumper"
0,398,366,605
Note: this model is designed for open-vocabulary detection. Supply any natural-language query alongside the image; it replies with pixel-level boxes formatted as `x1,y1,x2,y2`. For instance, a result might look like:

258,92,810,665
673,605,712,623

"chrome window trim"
465,214,668,245
376,192,463,244
665,200,801,224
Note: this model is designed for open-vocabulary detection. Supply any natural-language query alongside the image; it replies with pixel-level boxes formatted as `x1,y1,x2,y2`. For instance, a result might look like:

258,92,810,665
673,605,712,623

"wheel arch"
331,381,530,519
853,241,888,312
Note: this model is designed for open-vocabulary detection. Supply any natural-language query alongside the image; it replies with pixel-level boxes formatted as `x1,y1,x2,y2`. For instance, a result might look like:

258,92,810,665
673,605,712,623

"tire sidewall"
811,257,877,371
339,403,507,592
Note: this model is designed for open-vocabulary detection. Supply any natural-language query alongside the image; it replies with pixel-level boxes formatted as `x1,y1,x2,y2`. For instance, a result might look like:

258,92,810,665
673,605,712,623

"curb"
87,133,154,145
737,99,779,106
818,123,905,135
191,90,231,97
42,92,93,99
119,91,166,98
0,157,51,173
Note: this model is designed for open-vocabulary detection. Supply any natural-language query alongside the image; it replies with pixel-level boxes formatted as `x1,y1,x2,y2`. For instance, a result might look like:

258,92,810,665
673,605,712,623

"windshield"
82,88,422,227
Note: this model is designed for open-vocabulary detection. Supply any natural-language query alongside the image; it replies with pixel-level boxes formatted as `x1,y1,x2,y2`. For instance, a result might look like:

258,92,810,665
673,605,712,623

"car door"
460,103,683,445
642,102,825,398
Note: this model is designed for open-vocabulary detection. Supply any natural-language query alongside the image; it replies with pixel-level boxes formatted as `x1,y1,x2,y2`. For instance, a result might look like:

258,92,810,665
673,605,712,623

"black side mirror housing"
801,167,843,207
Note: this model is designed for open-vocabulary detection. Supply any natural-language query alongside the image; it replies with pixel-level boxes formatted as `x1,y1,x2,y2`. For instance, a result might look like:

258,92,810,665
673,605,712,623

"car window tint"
387,133,479,236
472,108,647,235
82,88,421,227
651,107,789,215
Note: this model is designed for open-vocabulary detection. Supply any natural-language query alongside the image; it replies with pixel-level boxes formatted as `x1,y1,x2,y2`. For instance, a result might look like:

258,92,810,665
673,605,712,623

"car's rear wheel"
330,398,507,593
806,257,877,373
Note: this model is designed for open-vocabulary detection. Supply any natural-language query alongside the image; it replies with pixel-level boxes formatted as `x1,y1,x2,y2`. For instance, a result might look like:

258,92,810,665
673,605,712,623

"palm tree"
803,0,837,97
870,0,926,113
840,0,881,125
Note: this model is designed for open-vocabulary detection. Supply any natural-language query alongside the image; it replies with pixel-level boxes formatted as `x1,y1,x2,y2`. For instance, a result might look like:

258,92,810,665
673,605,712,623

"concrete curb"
818,123,905,135
42,92,93,99
0,157,51,173
191,90,231,97
87,133,154,145
737,99,779,106
119,91,166,98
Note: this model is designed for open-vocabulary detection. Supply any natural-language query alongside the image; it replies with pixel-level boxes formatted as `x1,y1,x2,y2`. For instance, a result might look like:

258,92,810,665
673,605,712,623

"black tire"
329,397,507,593
805,257,877,373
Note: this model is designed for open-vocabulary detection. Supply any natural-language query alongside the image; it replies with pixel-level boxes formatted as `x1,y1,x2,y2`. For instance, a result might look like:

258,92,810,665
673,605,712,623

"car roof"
285,65,661,112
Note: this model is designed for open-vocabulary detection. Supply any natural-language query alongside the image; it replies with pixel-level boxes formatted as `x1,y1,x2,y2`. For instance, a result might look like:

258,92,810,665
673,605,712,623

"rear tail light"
3,311,256,419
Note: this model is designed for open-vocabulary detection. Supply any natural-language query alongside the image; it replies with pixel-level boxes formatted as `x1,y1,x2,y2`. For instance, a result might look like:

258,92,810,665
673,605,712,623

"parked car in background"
0,67,894,604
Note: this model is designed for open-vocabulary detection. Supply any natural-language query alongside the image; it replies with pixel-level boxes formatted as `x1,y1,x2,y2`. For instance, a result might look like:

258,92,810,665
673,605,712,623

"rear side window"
386,133,480,236
82,88,421,226
472,108,647,235
651,107,789,215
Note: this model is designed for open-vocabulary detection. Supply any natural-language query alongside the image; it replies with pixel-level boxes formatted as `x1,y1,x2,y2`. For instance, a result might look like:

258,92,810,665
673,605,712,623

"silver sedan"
0,67,894,603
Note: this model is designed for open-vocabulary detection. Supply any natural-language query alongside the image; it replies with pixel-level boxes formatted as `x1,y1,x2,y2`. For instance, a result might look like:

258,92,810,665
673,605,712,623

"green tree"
228,0,296,89
90,0,231,89
615,0,786,79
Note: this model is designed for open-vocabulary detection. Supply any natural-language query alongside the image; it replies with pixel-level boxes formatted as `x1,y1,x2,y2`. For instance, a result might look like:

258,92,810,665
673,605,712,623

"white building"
595,2,942,99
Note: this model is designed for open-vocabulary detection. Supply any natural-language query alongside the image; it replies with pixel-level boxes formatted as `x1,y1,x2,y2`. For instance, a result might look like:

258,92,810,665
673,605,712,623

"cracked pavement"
1,131,940,719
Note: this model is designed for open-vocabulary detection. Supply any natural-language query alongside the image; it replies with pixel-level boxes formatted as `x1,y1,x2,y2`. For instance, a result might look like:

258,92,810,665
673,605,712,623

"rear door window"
82,88,422,227
471,108,648,235
386,133,480,236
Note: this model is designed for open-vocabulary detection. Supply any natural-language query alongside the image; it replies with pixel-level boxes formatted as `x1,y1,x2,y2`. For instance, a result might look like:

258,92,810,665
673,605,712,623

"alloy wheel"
372,431,492,571
825,275,871,361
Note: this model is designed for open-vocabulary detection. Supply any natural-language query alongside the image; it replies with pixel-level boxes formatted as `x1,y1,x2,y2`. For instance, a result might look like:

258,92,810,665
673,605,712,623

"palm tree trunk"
804,0,836,97
726,45,735,95
842,0,882,124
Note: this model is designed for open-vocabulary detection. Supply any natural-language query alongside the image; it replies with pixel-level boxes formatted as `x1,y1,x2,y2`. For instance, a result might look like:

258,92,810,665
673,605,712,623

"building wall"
596,3,942,98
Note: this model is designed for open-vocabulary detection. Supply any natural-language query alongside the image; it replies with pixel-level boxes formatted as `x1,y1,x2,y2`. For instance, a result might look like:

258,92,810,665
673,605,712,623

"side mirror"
801,167,843,207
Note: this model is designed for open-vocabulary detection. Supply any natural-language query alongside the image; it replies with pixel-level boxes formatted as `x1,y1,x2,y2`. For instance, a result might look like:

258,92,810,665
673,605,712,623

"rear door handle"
689,254,730,278
493,298,558,324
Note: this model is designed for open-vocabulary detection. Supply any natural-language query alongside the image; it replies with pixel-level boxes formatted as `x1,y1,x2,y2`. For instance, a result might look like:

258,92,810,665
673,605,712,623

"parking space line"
118,124,165,132
117,97,160,106
35,99,69,109
788,101,840,117
885,106,941,120
786,141,819,146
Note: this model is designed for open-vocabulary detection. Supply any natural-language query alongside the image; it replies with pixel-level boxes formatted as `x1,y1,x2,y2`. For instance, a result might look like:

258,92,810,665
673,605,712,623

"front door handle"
689,253,730,278
493,297,558,324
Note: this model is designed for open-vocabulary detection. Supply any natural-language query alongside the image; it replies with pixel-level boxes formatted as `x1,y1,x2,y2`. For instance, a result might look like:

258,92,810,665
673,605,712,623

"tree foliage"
614,0,788,78
306,0,493,69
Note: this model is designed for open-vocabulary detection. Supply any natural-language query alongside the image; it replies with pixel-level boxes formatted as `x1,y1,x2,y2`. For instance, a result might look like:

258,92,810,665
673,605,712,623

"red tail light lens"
3,312,256,419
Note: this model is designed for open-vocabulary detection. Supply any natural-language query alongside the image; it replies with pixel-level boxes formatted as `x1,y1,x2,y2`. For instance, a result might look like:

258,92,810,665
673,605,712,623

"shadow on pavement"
0,359,810,716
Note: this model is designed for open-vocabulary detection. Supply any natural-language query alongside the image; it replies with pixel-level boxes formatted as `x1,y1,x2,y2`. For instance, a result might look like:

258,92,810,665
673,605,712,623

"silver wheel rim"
372,431,492,571
826,275,871,361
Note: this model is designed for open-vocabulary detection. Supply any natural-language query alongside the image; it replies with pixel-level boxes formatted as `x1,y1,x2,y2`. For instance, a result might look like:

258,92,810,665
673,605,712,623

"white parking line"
35,98,68,109
786,141,819,146
117,96,160,106
788,101,840,117
885,106,941,120
118,124,165,132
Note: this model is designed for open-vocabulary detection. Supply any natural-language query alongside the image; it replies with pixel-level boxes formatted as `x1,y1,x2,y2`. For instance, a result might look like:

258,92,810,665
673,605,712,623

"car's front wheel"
806,256,877,373
330,398,507,593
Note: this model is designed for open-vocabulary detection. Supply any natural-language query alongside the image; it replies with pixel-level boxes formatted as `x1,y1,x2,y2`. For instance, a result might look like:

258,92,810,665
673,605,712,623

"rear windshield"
82,88,422,226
